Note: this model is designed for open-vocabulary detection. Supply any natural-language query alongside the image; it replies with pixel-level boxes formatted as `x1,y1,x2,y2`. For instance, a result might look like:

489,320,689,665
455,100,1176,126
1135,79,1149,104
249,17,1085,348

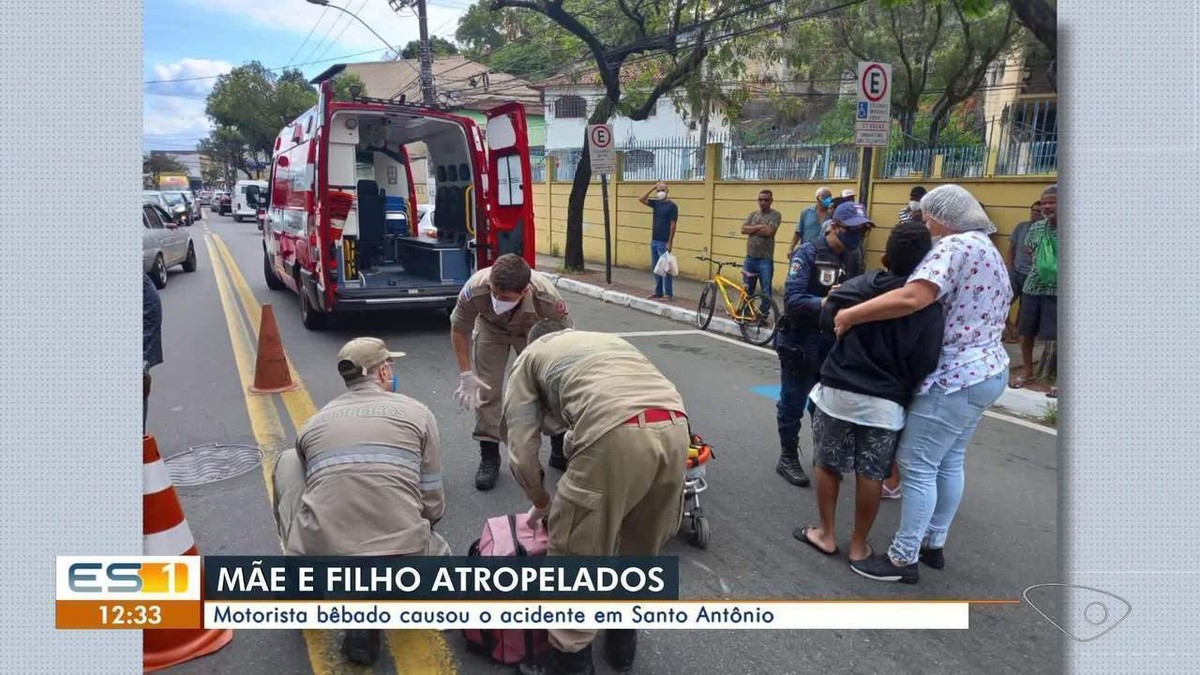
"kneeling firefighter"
503,321,689,675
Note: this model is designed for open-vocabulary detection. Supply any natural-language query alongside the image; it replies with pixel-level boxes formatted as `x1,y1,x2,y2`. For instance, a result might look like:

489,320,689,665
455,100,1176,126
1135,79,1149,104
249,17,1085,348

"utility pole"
389,0,436,107
415,0,436,107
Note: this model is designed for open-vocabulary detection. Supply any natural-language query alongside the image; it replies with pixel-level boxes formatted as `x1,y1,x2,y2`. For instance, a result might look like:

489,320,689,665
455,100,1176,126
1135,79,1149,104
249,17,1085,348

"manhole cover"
164,443,263,487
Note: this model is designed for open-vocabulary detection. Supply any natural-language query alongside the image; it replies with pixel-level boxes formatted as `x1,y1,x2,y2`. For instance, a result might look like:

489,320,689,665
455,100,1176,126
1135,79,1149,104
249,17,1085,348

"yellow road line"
210,233,458,675
208,234,371,675
210,233,318,426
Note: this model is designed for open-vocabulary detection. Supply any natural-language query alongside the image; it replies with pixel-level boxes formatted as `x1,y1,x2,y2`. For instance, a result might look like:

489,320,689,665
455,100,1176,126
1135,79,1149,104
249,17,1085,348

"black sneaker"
549,434,567,472
603,629,637,672
850,553,919,584
475,442,501,491
919,546,945,570
518,644,594,675
776,453,811,487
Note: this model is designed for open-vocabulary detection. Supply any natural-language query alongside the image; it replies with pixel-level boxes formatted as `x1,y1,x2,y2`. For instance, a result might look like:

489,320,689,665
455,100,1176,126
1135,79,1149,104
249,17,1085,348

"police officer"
272,337,448,663
775,202,873,488
504,320,688,675
450,253,572,491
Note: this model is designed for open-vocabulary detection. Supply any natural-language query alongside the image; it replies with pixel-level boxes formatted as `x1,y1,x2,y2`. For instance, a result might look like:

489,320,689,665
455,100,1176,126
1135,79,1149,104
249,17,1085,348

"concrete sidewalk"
536,253,1058,426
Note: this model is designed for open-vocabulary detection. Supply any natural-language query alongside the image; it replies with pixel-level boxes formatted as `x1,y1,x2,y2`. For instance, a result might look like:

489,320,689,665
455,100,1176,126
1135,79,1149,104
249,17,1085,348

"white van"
232,180,268,222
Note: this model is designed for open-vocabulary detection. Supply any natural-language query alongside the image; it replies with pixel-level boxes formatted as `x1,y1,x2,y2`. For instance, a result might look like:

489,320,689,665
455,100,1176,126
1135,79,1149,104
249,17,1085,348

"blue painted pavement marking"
750,385,781,401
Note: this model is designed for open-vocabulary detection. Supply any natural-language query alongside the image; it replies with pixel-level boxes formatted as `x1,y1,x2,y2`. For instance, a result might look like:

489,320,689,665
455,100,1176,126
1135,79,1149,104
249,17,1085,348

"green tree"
456,1,583,80
400,36,459,60
332,71,367,101
197,125,252,184
882,0,1055,89
835,0,1019,151
491,0,771,270
143,152,188,179
205,62,319,160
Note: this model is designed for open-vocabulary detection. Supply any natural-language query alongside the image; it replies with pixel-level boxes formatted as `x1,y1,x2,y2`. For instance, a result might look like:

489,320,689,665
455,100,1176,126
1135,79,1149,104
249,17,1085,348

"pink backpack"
462,513,551,665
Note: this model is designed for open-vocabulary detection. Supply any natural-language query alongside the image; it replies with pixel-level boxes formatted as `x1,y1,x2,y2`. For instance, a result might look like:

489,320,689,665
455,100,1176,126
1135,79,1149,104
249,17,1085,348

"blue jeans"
888,373,1007,564
742,256,774,310
651,240,673,297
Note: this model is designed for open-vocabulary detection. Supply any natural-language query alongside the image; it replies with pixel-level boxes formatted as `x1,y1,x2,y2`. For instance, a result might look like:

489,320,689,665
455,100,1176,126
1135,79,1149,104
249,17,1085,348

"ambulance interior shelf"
334,181,470,289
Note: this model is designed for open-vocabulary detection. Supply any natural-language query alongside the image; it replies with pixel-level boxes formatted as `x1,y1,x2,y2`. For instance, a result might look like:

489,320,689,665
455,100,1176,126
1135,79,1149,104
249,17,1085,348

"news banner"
56,556,968,631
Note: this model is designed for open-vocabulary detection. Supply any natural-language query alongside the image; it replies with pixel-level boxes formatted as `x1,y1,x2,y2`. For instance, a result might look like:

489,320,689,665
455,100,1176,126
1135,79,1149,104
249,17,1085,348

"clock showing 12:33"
100,603,163,626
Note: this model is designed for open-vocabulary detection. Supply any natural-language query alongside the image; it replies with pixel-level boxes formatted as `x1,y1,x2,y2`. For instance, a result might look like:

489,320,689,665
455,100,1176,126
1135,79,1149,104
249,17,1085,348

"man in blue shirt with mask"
774,201,872,488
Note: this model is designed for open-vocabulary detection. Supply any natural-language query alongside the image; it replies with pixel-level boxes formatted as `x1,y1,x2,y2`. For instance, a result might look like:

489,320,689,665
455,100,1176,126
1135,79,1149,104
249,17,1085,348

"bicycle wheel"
737,292,780,346
696,281,717,330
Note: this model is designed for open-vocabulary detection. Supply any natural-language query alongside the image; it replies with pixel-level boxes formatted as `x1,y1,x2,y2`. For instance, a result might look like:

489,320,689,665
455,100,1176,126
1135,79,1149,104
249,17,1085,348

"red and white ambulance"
262,64,538,329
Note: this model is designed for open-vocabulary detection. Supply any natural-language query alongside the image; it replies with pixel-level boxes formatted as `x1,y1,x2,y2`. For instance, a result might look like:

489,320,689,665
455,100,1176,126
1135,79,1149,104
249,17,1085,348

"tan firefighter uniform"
273,379,450,556
450,267,572,443
503,329,689,653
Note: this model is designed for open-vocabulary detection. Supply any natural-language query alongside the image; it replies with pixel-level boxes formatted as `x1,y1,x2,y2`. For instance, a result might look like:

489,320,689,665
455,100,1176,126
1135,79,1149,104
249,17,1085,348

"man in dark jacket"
792,222,944,563
143,273,163,431
774,201,872,488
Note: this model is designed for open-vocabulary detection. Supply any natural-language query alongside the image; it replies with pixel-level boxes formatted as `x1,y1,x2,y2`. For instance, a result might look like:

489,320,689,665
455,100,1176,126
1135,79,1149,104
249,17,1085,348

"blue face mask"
391,369,399,393
820,197,834,208
837,228,863,251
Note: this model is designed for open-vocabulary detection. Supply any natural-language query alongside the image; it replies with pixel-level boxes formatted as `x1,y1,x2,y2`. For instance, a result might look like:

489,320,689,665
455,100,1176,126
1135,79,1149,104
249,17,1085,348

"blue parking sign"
857,101,869,119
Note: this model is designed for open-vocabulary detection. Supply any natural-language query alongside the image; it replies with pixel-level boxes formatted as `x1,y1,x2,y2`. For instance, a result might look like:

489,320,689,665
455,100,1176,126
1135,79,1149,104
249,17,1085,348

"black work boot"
776,447,811,487
475,441,501,491
518,643,594,675
603,629,637,672
341,629,381,664
549,433,567,471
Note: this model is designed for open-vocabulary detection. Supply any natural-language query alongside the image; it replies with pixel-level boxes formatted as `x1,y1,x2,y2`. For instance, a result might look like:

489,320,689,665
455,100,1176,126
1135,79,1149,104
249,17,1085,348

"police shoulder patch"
459,285,472,301
788,259,803,279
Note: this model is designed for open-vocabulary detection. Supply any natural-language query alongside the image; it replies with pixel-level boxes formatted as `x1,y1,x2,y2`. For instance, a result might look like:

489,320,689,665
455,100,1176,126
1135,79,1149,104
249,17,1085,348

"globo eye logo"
1022,584,1131,642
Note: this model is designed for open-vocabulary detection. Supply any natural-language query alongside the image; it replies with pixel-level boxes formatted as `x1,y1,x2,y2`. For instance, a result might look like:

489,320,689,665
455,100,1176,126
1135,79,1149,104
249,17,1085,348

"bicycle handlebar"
696,255,742,269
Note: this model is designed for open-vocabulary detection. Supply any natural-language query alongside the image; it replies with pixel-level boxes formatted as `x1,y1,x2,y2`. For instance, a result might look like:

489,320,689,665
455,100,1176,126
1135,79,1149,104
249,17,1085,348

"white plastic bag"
653,251,678,277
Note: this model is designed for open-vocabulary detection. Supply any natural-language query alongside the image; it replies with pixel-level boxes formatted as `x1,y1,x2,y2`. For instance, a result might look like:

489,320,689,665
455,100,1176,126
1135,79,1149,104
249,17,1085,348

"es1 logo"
68,561,189,594
1023,583,1131,642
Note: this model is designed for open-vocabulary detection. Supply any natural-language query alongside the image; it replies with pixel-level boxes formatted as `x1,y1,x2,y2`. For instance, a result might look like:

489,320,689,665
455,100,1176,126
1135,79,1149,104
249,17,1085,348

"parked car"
143,190,191,227
198,190,213,207
143,203,196,289
167,191,202,222
218,192,232,215
210,191,227,212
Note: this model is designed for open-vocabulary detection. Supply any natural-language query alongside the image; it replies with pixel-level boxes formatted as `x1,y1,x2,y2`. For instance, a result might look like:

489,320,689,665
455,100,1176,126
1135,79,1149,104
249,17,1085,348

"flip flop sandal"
1009,377,1028,389
793,526,839,556
882,485,901,500
1046,388,1058,399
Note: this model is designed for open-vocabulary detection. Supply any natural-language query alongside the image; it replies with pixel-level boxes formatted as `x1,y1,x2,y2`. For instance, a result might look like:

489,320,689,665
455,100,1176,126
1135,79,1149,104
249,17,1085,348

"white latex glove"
527,502,550,528
453,371,491,410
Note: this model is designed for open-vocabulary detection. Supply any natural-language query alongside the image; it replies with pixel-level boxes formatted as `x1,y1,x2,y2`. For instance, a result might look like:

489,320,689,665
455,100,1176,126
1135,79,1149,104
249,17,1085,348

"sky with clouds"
144,0,469,151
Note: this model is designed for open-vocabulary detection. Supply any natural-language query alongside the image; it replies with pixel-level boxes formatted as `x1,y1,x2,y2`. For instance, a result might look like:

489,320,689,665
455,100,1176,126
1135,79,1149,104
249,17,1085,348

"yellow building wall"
530,149,1054,292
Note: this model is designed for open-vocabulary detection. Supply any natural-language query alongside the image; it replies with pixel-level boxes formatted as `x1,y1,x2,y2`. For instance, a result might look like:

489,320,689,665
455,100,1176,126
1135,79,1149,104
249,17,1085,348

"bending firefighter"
503,321,689,675
272,338,449,664
451,253,573,490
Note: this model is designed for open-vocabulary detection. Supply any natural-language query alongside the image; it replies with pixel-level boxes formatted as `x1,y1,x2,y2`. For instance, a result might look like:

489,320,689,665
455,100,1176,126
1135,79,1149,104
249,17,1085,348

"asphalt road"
147,211,1062,675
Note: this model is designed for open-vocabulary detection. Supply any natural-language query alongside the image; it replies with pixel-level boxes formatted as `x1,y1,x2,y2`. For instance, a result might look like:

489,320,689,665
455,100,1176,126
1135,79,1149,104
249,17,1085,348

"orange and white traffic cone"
249,304,300,394
143,435,233,672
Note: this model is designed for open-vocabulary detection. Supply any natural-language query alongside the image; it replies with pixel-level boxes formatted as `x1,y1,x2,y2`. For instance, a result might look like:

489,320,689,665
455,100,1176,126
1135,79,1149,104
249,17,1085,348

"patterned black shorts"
811,407,900,481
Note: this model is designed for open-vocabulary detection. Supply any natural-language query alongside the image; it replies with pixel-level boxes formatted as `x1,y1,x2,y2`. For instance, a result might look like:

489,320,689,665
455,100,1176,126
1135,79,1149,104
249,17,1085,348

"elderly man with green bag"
1013,184,1058,391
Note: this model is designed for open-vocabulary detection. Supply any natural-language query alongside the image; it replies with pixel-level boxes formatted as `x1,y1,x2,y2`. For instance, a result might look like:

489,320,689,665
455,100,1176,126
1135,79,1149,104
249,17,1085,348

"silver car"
143,203,196,289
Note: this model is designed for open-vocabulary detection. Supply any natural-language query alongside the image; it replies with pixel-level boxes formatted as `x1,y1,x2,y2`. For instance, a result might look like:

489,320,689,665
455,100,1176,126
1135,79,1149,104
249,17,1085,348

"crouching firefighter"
775,201,873,488
450,253,574,490
272,338,449,665
503,320,689,675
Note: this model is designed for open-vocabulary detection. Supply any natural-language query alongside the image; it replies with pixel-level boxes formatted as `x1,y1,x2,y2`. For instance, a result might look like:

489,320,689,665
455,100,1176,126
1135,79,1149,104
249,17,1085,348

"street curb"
543,273,746,339
543,272,1057,427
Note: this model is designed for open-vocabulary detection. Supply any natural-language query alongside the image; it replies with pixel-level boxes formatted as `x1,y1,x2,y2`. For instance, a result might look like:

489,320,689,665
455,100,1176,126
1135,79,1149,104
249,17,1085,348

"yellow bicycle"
694,255,780,346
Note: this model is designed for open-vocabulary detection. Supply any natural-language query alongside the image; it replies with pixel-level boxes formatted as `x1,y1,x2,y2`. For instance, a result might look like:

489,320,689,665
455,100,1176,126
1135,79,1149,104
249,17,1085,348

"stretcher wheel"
689,516,710,549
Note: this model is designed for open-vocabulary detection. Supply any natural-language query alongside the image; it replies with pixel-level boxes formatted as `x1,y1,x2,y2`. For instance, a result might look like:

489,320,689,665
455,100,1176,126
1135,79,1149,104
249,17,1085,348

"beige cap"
841,189,856,198
337,337,405,380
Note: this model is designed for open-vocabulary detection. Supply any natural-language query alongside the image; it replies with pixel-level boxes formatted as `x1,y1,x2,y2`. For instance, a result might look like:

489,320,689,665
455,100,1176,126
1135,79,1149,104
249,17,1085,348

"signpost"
854,61,892,205
587,124,616,283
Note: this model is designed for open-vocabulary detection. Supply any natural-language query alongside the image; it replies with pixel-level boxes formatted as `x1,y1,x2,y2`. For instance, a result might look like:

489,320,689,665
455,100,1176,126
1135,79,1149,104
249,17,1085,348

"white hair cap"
919,184,992,233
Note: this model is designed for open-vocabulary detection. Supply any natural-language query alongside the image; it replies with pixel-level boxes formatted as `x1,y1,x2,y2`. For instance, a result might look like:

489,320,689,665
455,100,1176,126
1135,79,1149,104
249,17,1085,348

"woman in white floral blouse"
833,184,1012,585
